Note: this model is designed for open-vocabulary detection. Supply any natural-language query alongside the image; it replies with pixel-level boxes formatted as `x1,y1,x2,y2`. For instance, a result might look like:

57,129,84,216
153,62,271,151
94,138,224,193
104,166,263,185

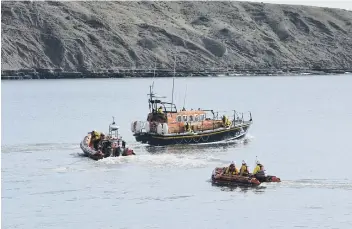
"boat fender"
135,121,142,133
145,121,150,133
162,123,168,134
131,121,137,133
156,123,163,135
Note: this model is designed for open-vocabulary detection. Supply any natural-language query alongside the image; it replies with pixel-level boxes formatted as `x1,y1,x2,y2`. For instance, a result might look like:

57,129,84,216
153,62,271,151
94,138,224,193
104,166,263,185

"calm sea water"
2,75,352,229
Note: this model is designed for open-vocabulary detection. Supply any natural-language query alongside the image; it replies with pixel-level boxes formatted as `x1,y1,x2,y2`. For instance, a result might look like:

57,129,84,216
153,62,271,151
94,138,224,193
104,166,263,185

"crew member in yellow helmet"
253,160,265,175
90,130,101,150
157,106,163,113
223,161,239,175
239,160,250,176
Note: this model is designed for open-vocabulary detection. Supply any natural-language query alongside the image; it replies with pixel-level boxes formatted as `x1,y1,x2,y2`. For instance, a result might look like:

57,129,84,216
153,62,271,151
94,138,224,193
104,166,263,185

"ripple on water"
29,189,82,196
133,194,194,203
1,143,79,154
115,137,251,167
96,153,229,169
276,179,352,190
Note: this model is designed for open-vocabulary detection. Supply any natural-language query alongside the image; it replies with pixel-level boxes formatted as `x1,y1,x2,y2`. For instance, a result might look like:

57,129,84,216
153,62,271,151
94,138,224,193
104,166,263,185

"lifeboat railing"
201,109,252,129
140,109,253,136
148,98,178,114
231,110,253,126
147,83,178,113
172,110,251,134
160,102,177,113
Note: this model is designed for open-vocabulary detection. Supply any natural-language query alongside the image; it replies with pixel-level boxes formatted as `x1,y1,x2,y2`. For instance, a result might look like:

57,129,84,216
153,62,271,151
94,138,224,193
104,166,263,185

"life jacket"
257,165,265,175
91,131,101,141
157,108,163,113
253,164,263,175
222,116,231,127
225,166,238,175
239,165,249,175
185,122,191,132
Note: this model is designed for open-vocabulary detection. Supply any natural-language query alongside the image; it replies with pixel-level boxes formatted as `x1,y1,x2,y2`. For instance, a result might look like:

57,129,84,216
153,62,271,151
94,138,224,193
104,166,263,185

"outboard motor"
107,144,113,157
254,170,266,181
114,146,122,157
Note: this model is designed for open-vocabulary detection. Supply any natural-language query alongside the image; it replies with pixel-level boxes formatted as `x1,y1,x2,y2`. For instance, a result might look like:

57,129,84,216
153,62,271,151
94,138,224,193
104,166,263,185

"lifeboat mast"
147,51,178,115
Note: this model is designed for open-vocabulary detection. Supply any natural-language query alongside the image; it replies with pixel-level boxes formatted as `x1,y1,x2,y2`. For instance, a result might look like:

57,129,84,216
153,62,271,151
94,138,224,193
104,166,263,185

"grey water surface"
2,75,352,229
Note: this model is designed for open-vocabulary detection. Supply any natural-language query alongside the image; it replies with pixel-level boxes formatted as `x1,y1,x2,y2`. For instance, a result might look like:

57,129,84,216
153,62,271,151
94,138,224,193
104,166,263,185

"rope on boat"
175,138,183,144
192,136,201,143
170,133,214,144
172,135,200,144
168,128,246,145
201,135,210,142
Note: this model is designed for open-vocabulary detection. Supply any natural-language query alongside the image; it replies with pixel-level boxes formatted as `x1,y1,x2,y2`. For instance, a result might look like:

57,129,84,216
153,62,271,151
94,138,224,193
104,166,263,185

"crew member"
253,160,265,175
223,161,239,175
98,133,106,149
185,122,192,132
90,130,101,150
222,115,231,127
239,160,250,176
157,106,163,113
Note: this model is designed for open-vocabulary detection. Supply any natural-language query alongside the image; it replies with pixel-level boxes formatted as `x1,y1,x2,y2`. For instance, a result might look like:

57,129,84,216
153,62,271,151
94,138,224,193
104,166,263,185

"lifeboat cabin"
131,89,253,146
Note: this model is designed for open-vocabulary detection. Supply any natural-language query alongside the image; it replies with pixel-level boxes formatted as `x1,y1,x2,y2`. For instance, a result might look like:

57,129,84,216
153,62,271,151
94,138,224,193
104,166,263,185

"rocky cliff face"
2,1,352,71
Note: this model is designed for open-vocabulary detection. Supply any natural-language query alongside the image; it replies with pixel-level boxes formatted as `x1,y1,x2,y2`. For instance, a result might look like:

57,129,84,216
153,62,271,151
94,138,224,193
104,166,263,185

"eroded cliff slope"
2,1,352,71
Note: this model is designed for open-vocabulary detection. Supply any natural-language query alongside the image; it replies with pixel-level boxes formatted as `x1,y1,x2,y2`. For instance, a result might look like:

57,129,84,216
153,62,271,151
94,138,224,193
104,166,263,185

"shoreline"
1,68,351,80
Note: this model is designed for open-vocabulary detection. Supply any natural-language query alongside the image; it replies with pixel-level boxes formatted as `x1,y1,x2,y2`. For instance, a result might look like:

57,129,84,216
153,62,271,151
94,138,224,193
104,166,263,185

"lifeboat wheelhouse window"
194,115,198,122
189,115,194,122
183,115,188,122
177,116,182,122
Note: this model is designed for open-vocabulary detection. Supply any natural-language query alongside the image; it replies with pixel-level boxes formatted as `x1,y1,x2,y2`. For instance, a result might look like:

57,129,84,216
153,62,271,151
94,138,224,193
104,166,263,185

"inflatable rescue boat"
80,117,136,161
211,167,261,186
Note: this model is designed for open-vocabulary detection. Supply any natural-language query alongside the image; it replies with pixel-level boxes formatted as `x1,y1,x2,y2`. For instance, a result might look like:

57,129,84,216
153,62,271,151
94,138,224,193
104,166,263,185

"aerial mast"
149,55,157,112
171,53,176,112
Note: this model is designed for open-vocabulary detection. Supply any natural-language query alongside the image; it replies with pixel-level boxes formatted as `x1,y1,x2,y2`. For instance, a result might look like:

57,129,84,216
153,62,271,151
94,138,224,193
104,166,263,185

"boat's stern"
249,177,261,186
267,175,281,182
131,119,170,144
131,120,150,143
